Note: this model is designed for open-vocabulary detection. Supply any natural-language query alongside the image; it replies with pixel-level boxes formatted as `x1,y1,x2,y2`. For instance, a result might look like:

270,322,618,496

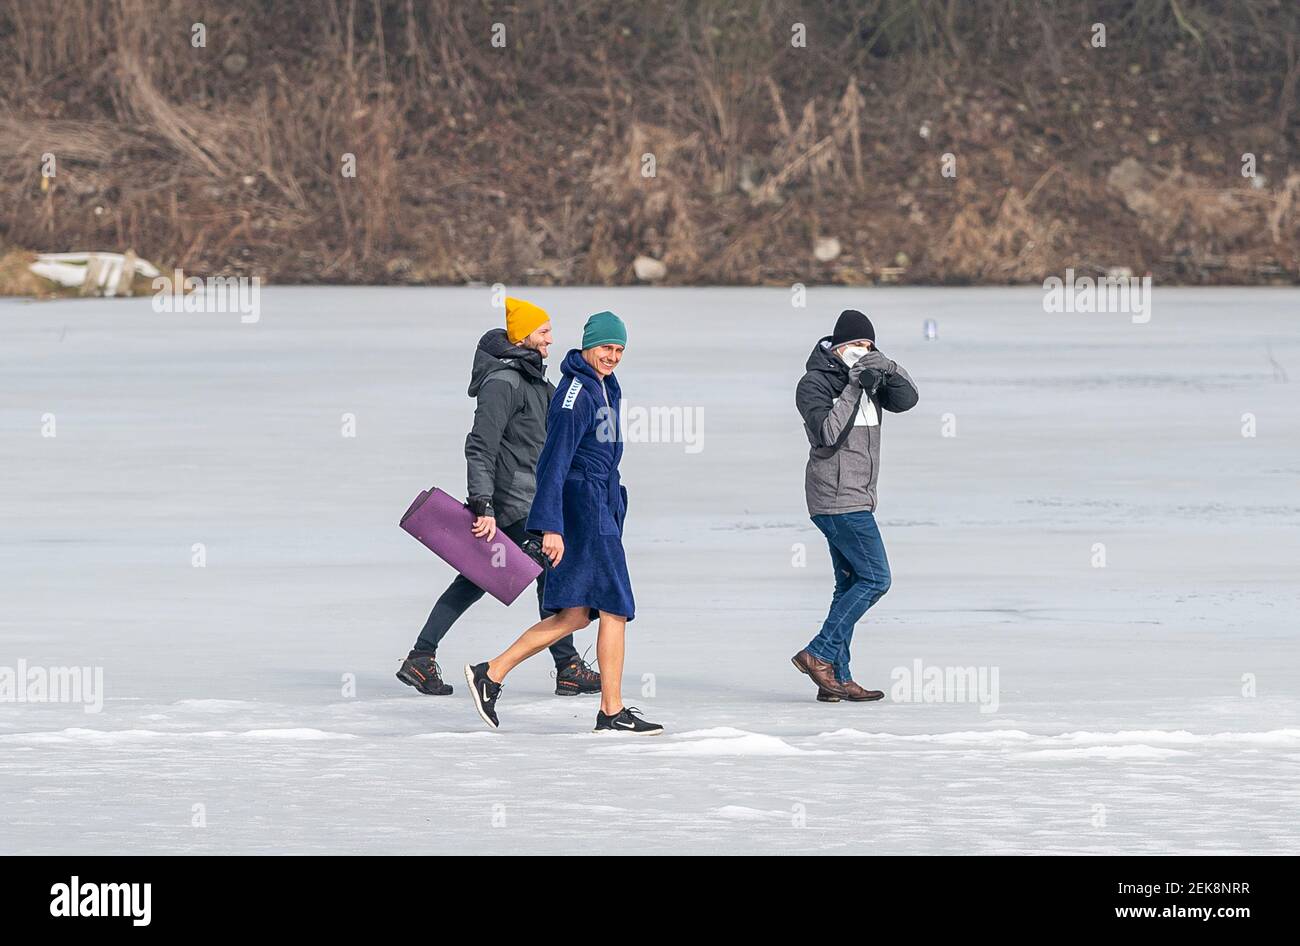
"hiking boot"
396,650,453,696
555,657,601,696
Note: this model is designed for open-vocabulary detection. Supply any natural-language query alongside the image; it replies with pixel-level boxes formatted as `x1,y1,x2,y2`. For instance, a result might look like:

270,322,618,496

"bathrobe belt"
566,468,622,515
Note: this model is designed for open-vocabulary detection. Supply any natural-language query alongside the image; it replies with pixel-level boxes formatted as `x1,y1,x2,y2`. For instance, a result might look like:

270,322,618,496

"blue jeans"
806,511,892,683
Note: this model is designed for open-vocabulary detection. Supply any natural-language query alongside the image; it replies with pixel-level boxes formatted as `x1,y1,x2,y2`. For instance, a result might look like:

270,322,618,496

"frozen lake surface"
2,286,1298,855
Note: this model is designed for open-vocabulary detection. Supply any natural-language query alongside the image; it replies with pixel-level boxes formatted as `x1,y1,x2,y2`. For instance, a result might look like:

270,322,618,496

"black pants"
413,517,580,668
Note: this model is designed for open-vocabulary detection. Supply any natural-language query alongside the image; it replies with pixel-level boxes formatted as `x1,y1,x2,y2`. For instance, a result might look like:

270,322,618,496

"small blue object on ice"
924,318,938,340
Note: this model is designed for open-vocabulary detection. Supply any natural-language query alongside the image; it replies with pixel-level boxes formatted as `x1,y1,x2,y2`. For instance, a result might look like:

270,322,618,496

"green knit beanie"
582,310,627,349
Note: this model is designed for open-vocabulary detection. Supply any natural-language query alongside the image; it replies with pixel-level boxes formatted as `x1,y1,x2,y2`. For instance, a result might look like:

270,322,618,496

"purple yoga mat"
400,487,542,605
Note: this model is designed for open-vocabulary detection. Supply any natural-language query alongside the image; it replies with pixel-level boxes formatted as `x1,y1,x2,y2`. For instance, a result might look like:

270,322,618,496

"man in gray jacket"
397,301,601,697
791,309,919,702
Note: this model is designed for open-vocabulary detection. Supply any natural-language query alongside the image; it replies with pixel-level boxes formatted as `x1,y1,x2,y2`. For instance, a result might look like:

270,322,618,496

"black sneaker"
464,662,502,729
816,688,841,703
396,650,453,696
555,657,601,696
593,706,663,735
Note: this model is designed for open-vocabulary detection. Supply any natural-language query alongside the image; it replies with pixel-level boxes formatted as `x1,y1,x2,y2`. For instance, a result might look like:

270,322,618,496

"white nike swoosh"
615,720,636,728
481,683,492,702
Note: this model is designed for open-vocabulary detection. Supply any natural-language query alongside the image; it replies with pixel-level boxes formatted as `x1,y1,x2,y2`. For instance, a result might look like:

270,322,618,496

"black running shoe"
464,662,502,729
593,706,663,735
396,650,453,696
555,657,601,696
816,688,841,703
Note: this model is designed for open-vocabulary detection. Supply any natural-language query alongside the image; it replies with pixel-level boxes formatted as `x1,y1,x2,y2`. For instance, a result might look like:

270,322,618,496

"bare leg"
596,611,626,716
488,607,591,683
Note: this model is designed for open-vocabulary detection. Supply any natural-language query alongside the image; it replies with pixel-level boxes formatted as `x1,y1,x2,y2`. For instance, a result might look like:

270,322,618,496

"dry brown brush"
0,0,1296,287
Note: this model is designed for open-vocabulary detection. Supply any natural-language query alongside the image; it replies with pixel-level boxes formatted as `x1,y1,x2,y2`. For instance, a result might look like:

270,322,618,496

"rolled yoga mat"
400,487,543,606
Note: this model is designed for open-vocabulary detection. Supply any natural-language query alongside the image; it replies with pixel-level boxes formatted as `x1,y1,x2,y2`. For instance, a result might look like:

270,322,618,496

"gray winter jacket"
795,337,919,515
465,329,555,525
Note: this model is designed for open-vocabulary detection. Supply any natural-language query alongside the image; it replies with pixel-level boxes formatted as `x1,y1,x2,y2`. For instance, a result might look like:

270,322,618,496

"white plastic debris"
28,252,161,297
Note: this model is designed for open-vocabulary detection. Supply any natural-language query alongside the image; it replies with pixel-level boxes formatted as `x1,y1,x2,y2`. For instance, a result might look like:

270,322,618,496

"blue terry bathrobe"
526,349,635,621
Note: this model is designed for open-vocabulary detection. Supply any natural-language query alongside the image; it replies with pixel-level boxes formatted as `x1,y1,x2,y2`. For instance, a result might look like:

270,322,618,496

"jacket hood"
560,348,621,399
468,328,546,395
805,335,848,379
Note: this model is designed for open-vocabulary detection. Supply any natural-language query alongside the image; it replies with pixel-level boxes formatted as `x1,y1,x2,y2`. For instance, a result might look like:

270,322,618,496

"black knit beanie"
831,309,875,346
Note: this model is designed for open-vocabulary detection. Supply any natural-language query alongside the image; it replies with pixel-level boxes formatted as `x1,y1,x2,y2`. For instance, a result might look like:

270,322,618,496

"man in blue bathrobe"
465,312,663,736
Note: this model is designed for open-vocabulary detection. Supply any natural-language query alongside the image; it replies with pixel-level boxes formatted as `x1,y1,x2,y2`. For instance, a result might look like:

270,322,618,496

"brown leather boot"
839,678,885,702
791,650,849,698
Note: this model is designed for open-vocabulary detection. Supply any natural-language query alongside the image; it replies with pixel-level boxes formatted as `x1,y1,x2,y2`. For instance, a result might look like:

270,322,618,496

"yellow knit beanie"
505,297,550,344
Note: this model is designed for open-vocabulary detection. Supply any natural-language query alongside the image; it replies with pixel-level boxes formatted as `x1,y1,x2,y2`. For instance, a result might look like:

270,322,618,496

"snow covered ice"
2,286,1298,854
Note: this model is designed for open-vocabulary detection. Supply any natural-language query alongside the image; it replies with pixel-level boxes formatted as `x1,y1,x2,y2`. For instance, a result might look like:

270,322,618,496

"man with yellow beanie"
396,297,602,698
504,296,549,346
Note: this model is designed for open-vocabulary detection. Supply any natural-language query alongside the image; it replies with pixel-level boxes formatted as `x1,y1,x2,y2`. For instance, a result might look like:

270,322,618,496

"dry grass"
0,0,1296,289
0,248,58,296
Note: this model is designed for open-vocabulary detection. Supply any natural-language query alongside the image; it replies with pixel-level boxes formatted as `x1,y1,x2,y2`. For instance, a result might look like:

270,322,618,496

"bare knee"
561,607,594,630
